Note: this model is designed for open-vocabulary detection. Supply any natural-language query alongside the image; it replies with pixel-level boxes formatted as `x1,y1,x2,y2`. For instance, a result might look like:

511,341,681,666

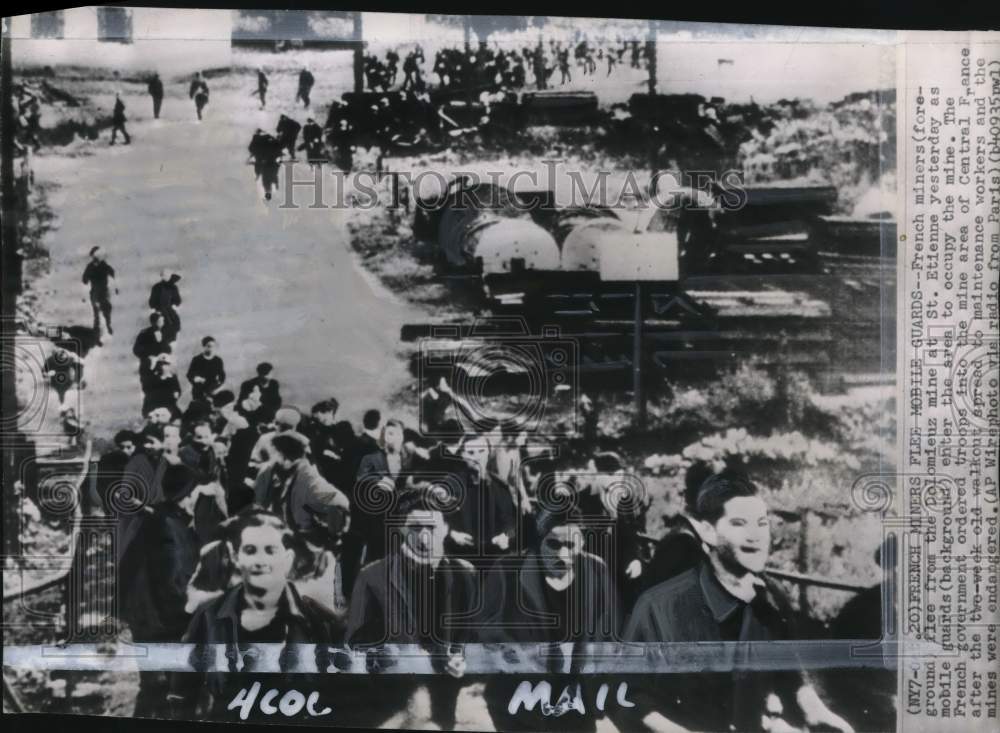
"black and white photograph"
5,7,969,733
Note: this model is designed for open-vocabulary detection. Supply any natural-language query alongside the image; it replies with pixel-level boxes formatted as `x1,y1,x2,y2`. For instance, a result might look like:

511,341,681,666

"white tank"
560,218,629,272
473,219,561,275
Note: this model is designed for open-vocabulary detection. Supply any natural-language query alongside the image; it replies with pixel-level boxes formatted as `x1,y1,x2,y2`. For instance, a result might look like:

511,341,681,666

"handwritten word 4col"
228,682,332,720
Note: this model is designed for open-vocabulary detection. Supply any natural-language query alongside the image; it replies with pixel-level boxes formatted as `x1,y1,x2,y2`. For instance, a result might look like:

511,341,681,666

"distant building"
10,8,233,75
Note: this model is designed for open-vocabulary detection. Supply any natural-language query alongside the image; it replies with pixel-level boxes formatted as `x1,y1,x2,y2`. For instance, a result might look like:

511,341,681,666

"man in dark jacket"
276,114,302,160
481,506,622,733
93,429,135,515
120,464,200,718
186,336,226,402
296,66,315,108
346,490,476,729
148,72,164,119
237,362,282,425
82,246,117,339
167,511,346,720
353,418,418,568
301,117,324,165
429,430,517,562
189,71,209,120
254,67,268,109
247,129,283,201
148,269,182,341
133,311,172,391
177,421,226,545
110,91,130,145
621,471,854,733
301,399,343,487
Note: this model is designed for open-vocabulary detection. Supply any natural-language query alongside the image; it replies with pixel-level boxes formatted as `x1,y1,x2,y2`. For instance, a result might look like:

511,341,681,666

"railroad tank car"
472,218,561,277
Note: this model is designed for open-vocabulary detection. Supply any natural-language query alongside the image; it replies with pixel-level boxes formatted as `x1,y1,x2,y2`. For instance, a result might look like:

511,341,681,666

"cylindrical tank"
473,218,561,276
560,218,628,272
437,183,524,268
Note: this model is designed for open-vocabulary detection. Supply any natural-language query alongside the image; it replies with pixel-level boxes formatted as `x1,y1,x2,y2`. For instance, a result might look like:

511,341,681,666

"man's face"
192,424,213,448
118,440,135,457
384,425,404,452
234,525,295,593
704,496,771,575
461,440,490,473
163,425,181,454
540,524,583,579
203,341,215,357
401,509,447,564
314,409,334,427
149,407,170,425
143,437,163,456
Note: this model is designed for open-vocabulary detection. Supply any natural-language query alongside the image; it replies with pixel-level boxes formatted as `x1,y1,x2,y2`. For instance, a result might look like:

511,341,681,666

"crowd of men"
69,240,859,731
49,40,869,732
362,37,652,94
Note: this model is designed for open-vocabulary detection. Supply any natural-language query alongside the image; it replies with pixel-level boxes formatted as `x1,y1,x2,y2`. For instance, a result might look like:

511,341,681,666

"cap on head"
274,407,301,430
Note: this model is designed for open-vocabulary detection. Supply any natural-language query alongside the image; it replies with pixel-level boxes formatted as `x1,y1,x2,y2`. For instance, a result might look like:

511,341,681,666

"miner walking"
110,92,131,145
189,71,210,121
147,72,164,119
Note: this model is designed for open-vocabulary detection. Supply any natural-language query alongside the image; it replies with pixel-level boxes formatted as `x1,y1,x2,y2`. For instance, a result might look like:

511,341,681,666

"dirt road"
30,79,415,438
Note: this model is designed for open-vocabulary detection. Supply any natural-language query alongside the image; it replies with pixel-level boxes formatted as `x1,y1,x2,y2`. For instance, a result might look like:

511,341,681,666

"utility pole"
353,11,363,93
646,19,657,95
633,282,647,430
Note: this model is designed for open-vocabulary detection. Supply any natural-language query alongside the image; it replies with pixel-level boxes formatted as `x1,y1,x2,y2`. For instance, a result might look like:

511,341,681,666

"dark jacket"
186,353,226,401
189,79,209,100
621,561,803,732
170,583,345,719
276,116,301,142
132,326,172,379
428,448,518,558
148,277,182,332
298,69,315,90
148,76,164,98
347,554,477,650
253,459,350,541
115,451,167,563
354,449,424,563
113,97,126,124
248,132,282,164
119,502,199,641
237,376,281,424
481,552,622,733
141,372,182,416
82,260,115,298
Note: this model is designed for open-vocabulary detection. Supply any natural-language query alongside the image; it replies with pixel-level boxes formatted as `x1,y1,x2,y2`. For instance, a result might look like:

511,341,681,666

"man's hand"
449,530,474,547
437,377,452,396
491,533,510,551
193,376,205,383
626,559,643,579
